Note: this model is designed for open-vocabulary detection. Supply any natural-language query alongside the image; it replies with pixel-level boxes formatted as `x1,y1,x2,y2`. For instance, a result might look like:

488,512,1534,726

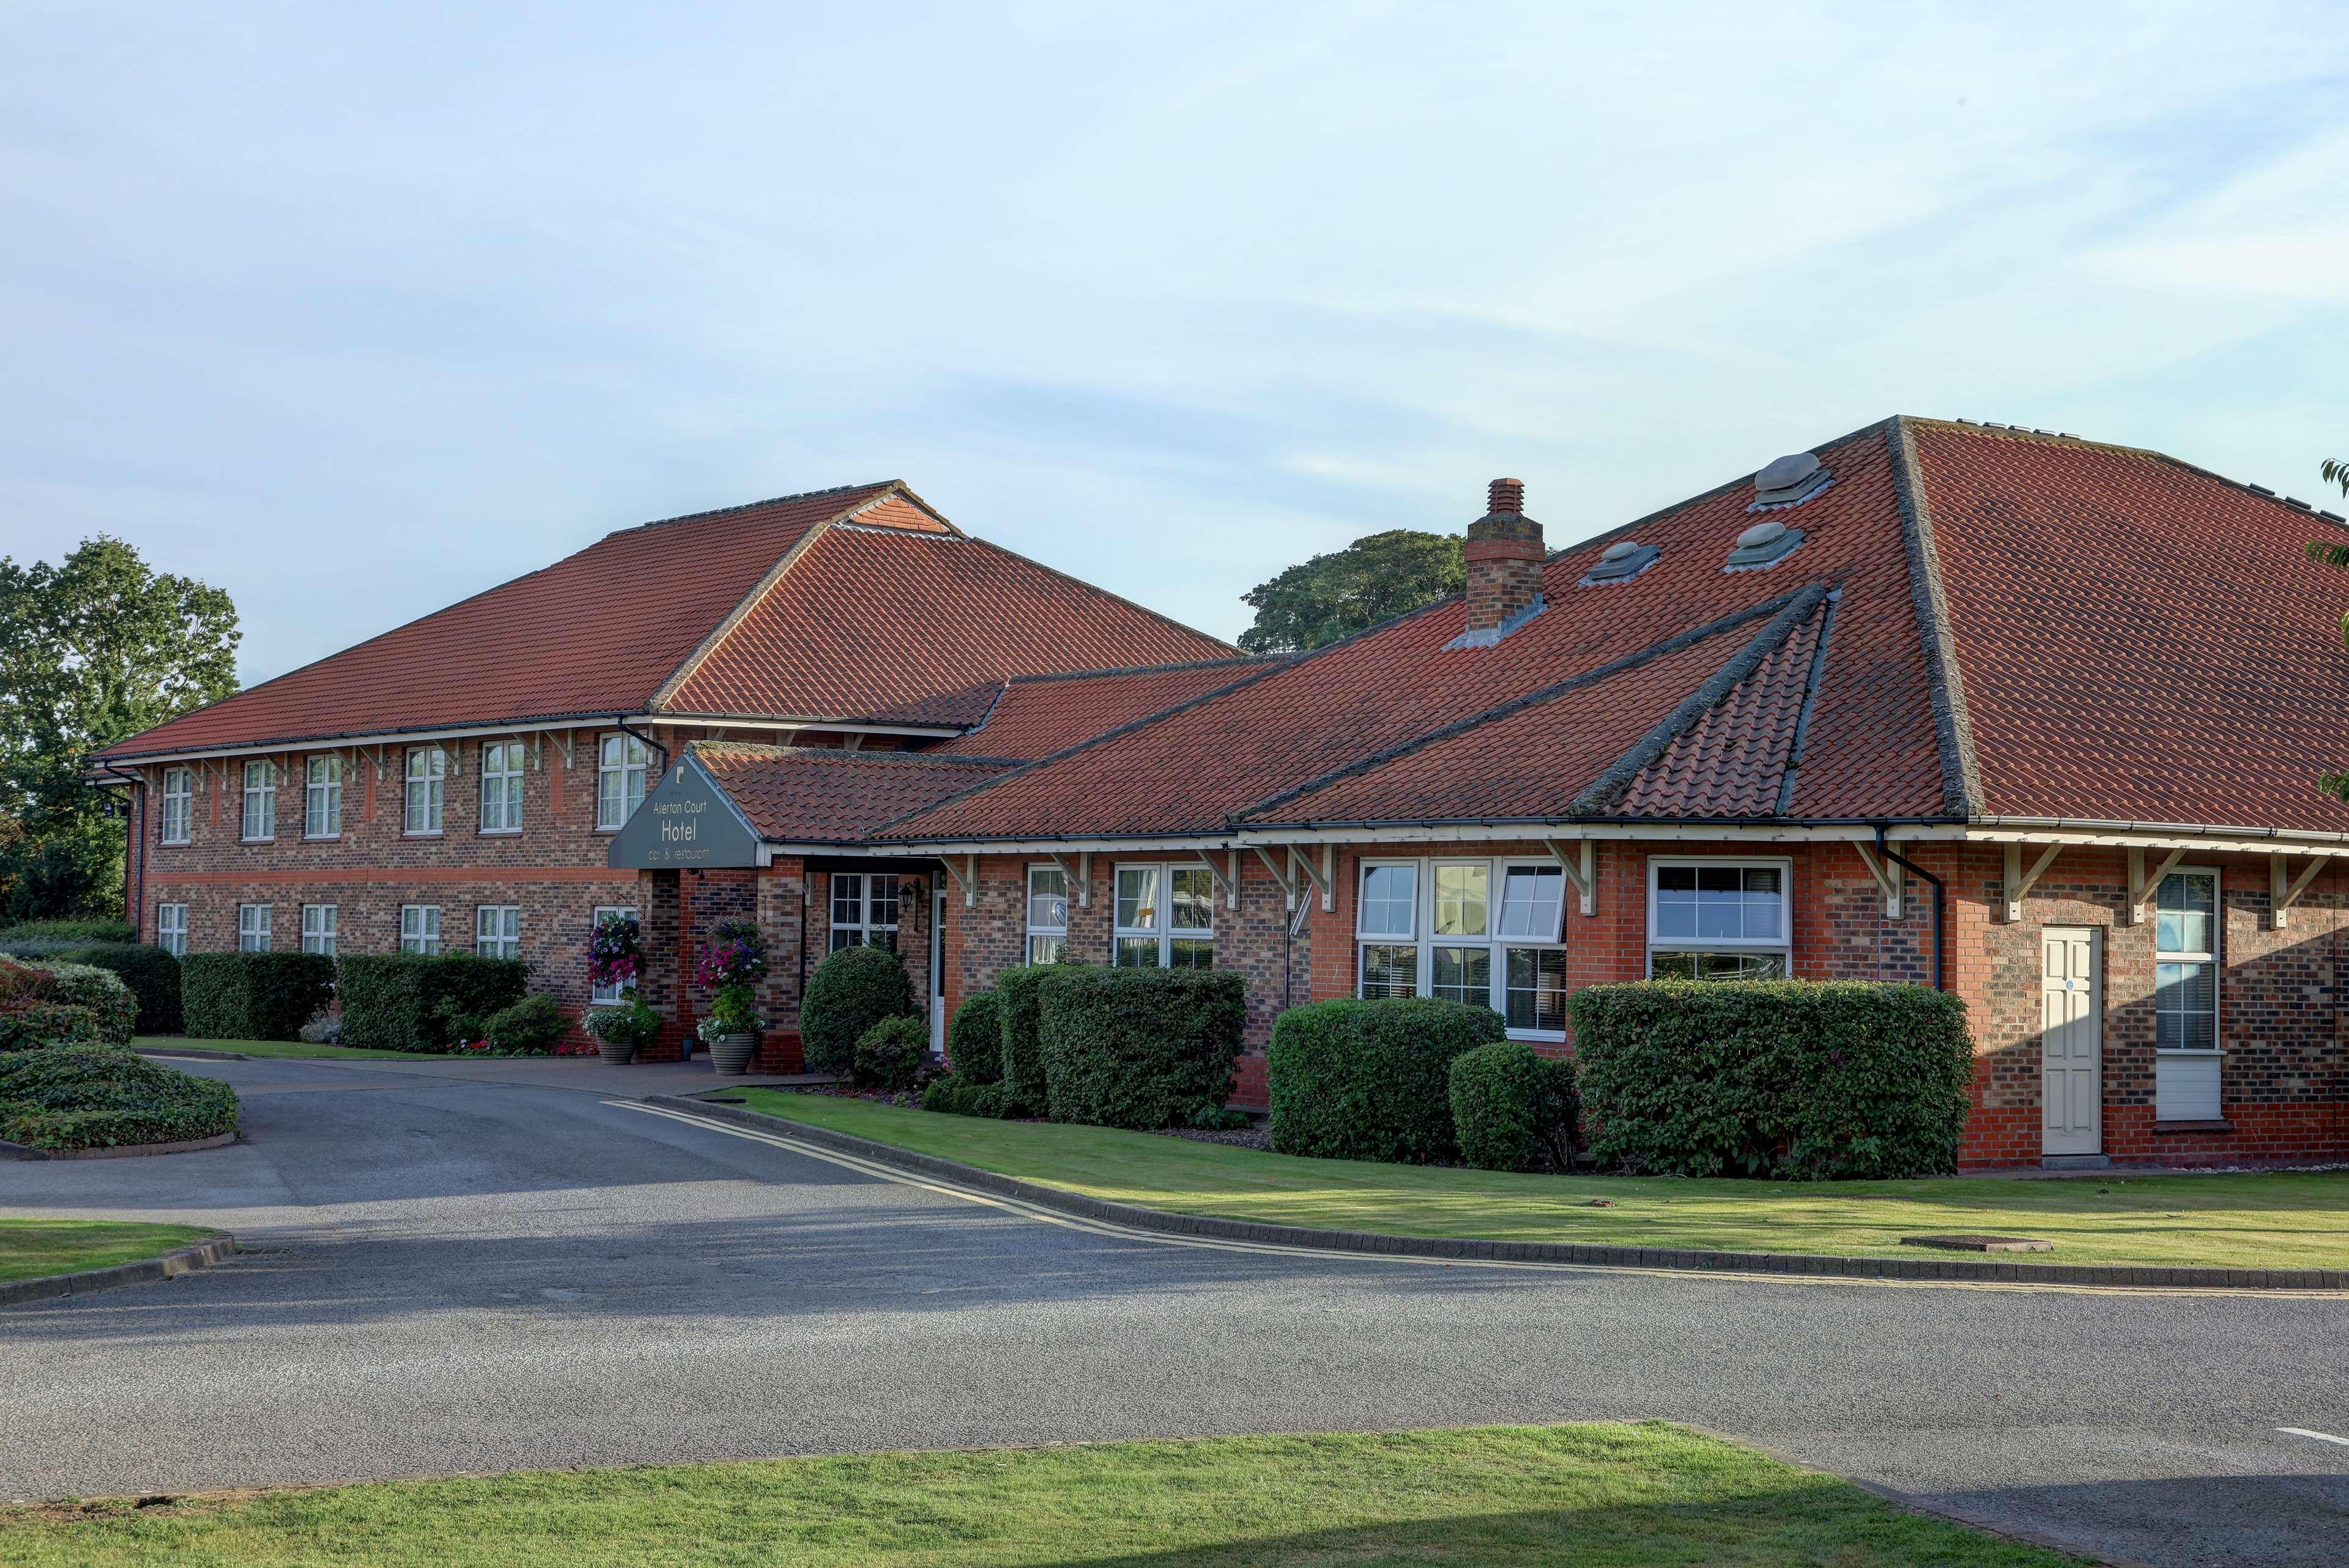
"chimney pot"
1488,476,1525,516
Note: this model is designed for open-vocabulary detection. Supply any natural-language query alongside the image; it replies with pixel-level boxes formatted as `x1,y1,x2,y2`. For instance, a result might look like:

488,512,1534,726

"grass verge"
0,1422,2080,1567
0,1218,215,1285
729,1088,2349,1271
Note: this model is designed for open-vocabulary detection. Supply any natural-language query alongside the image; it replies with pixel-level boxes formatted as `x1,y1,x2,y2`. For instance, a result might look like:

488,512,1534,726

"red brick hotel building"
100,421,2349,1169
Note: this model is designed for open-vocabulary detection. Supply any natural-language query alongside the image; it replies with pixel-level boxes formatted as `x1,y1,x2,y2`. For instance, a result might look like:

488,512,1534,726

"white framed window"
405,746,445,835
479,742,524,833
1113,863,1214,969
829,873,900,952
242,760,276,841
477,904,521,960
157,903,188,957
160,767,192,845
1026,864,1069,964
590,904,640,1005
304,754,343,838
2155,869,2219,1053
1356,857,1567,1033
400,904,441,956
596,733,651,830
1646,859,1791,981
238,903,272,952
301,903,338,956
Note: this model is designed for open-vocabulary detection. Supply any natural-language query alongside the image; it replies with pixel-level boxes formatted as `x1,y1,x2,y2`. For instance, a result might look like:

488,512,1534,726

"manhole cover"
1901,1234,2053,1253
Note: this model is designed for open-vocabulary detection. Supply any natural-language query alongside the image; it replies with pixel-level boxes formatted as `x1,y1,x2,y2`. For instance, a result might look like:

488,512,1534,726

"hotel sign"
607,757,761,870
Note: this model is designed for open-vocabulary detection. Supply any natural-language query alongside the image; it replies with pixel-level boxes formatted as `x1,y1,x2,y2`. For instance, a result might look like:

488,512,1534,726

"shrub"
482,993,570,1055
299,1012,343,1045
584,997,661,1050
853,1015,929,1092
1034,966,1245,1130
1267,997,1505,1164
29,962,137,1046
947,989,1003,1084
0,1002,102,1051
994,966,1053,1116
0,1045,239,1151
50,944,180,1035
0,917,137,945
338,953,530,1052
1449,1042,1579,1172
800,944,913,1076
919,1073,1008,1118
180,952,336,1042
1569,980,1974,1180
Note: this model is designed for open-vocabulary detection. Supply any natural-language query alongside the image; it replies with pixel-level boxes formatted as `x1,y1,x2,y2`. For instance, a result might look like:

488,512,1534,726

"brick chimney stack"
1461,476,1544,641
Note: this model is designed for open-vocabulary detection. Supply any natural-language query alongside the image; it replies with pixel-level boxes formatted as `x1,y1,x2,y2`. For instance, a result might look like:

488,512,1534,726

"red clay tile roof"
692,742,1014,845
658,527,1238,725
1607,595,1828,820
928,657,1285,761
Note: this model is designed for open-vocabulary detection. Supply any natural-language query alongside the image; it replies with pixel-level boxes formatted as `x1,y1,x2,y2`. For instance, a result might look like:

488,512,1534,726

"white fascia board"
1960,824,2349,858
657,715,963,739
102,713,962,768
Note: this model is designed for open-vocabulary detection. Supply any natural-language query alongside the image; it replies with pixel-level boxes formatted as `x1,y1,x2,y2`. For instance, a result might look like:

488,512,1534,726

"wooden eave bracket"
2271,852,2324,929
1852,841,1905,920
541,729,574,768
2126,846,2189,925
1047,851,1092,908
940,853,977,908
1252,846,1303,910
1290,844,1334,912
1189,849,1242,909
1540,838,1597,917
2000,841,2063,923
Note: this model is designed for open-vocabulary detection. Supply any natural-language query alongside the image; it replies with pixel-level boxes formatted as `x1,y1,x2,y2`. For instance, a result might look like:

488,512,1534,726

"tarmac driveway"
2,1054,2344,1568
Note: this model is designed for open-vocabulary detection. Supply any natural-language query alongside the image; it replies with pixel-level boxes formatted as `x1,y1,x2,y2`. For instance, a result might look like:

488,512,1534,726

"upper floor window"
1357,857,1566,1032
2156,870,2219,1053
400,904,441,956
304,754,343,838
405,746,445,834
160,767,192,844
1115,864,1214,969
597,733,651,830
1026,864,1069,965
1647,860,1789,981
241,760,277,840
156,902,187,957
477,904,521,960
238,902,272,952
301,903,338,956
480,741,523,833
830,873,899,952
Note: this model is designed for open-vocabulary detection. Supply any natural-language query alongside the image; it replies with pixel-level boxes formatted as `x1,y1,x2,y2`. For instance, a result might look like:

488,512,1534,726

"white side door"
2041,925,2101,1156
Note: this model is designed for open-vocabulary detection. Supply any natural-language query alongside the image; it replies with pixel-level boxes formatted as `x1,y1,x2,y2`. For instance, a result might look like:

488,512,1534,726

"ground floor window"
591,904,640,1005
830,873,900,952
401,904,440,956
1646,860,1789,981
477,905,521,960
157,903,187,957
1026,864,1069,964
1356,857,1566,1034
1114,863,1213,969
301,903,338,957
238,903,272,952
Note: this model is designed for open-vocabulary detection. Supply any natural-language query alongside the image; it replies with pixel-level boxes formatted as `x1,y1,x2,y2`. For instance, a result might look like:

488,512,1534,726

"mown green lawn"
0,1423,2079,1567
133,1037,462,1063
0,1218,216,1284
729,1089,2349,1271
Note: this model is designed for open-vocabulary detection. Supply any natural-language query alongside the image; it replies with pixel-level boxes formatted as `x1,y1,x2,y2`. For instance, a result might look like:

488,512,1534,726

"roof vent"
1724,516,1805,573
1579,536,1659,586
1748,452,1833,512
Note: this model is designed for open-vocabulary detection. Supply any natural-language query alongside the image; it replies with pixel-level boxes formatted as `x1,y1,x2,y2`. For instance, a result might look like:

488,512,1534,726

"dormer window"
1581,538,1659,586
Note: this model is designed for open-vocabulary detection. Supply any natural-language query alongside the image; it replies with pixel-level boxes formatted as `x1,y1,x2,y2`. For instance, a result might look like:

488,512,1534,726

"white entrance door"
2041,925,2101,1155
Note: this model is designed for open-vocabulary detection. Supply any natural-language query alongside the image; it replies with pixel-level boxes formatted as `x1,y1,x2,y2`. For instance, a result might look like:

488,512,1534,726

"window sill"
2155,1048,2228,1057
302,834,340,843
160,839,190,848
477,829,524,838
1505,1030,1568,1045
2153,1119,2234,1134
403,829,445,838
239,838,275,846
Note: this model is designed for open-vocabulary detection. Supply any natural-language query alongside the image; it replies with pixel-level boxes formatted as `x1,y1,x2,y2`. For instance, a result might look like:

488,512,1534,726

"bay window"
405,746,445,834
161,767,191,845
830,873,899,952
1026,865,1069,964
1114,864,1214,968
1647,861,1789,980
597,733,651,829
305,754,342,838
1355,857,1567,1033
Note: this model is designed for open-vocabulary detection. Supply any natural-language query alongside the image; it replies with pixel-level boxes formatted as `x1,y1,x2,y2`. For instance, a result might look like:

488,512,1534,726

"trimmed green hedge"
1569,980,1975,1180
994,966,1053,1117
854,1015,929,1092
1449,1041,1579,1172
337,953,531,1052
51,944,180,1035
182,952,336,1042
0,917,136,945
920,1073,1008,1118
1267,997,1505,1164
0,1045,239,1151
801,945,914,1076
948,989,1003,1084
1035,966,1246,1130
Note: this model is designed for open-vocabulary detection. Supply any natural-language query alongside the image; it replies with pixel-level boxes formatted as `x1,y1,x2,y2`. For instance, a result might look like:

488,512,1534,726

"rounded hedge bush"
948,989,1003,1083
1449,1041,1579,1172
0,1045,239,1151
854,1015,929,1091
919,1073,1008,1118
801,944,914,1076
32,962,138,1046
1267,996,1505,1164
483,993,570,1054
1035,966,1247,1130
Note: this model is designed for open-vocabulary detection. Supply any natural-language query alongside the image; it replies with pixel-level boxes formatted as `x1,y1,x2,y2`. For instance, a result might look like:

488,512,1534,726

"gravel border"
0,1233,239,1309
648,1095,2349,1293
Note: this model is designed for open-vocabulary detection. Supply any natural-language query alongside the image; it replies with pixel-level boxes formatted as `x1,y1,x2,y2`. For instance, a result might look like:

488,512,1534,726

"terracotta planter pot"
710,1032,757,1075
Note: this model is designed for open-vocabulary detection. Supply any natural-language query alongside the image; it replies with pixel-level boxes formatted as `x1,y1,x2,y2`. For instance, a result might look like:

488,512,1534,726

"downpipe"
1874,824,1945,991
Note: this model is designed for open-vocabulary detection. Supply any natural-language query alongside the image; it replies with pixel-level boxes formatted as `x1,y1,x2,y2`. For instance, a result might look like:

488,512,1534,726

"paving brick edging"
0,1130,240,1161
646,1095,2349,1293
131,1046,252,1060
0,1234,239,1309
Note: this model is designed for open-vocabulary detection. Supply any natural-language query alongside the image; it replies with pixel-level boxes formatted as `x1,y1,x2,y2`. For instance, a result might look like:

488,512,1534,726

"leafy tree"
1238,529,1464,653
0,537,239,919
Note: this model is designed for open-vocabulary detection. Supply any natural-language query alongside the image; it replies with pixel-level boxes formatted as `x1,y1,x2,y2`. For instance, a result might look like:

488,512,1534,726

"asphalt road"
4,1056,2345,1567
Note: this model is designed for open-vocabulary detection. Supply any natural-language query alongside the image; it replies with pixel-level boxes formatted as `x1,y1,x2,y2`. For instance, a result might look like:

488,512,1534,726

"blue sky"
6,2,2348,684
